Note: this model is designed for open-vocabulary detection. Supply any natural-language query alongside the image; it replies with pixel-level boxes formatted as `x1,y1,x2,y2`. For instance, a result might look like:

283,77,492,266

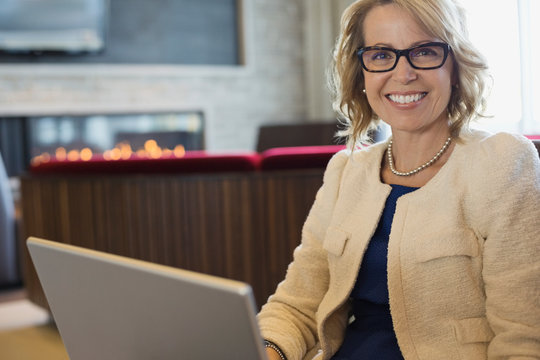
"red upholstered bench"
260,145,346,171
29,151,262,175
29,145,349,175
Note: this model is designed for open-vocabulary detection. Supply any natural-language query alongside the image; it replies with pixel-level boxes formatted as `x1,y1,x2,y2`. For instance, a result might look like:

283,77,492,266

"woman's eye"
412,47,438,57
371,51,393,61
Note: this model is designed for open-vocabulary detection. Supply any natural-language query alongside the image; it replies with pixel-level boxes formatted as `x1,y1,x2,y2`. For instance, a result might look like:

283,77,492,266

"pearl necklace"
387,137,452,176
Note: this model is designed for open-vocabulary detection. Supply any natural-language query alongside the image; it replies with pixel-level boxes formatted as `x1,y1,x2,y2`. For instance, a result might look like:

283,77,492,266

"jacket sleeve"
472,134,540,358
257,150,349,360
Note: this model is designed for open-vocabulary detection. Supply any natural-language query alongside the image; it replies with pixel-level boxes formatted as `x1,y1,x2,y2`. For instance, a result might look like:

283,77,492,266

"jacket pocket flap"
323,227,349,256
453,317,494,344
415,228,479,262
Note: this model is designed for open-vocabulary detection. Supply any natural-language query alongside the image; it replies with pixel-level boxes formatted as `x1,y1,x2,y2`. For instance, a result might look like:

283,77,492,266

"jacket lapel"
321,142,391,311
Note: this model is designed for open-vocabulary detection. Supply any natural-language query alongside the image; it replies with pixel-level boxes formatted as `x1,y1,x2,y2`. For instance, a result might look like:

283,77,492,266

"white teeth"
388,93,426,104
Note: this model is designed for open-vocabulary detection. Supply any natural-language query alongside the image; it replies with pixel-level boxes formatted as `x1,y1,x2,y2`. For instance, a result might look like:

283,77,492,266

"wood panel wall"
19,170,324,309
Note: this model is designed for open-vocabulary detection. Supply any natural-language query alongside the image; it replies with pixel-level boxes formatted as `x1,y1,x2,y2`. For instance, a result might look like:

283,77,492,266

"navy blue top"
331,184,417,360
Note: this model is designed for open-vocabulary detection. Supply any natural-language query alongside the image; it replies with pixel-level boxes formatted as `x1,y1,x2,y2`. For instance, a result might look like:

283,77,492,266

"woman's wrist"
264,340,287,360
265,347,284,360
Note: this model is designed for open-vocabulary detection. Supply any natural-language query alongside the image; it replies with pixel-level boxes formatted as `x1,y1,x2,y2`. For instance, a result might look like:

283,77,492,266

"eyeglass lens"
360,43,447,72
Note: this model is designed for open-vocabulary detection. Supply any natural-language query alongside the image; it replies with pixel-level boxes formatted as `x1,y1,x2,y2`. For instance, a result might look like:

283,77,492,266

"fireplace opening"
27,111,204,165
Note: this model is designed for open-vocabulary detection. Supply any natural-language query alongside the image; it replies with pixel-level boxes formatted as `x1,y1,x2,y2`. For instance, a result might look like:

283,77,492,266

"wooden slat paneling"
19,169,324,309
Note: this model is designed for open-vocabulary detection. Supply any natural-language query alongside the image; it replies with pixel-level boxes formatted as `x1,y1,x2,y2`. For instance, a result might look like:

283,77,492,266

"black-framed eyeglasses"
356,42,451,73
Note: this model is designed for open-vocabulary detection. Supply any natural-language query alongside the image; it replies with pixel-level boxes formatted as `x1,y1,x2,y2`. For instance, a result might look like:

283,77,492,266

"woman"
257,0,540,359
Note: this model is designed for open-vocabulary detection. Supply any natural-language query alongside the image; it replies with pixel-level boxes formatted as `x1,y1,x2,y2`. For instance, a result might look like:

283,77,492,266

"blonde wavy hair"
329,0,490,148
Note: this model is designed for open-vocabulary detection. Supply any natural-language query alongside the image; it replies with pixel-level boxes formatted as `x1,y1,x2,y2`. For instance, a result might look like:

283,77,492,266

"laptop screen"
27,237,267,360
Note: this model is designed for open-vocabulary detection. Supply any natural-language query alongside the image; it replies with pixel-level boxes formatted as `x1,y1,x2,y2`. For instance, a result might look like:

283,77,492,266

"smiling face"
362,4,454,136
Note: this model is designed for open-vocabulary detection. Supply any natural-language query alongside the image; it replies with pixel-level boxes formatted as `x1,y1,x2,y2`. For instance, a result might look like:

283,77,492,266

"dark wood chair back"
533,140,540,157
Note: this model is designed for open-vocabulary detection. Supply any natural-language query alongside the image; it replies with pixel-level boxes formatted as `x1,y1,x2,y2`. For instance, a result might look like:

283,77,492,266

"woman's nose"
392,56,417,84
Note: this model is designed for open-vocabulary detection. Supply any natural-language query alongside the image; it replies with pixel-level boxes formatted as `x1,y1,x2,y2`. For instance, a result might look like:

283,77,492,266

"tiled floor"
0,286,68,359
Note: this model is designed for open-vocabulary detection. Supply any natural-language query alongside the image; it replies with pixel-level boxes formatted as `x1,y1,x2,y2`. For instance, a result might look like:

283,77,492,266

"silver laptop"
27,237,268,360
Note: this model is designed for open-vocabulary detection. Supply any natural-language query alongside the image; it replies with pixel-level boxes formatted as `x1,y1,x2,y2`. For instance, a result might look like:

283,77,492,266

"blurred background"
0,1,538,357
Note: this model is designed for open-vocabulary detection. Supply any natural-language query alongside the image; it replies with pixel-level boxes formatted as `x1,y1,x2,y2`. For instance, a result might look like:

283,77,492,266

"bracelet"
264,340,287,360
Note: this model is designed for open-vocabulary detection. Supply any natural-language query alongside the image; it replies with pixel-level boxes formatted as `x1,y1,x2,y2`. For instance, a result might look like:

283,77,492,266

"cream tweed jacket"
257,131,540,360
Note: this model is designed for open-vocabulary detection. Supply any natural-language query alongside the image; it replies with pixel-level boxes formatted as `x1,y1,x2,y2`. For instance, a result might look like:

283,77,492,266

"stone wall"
0,0,308,151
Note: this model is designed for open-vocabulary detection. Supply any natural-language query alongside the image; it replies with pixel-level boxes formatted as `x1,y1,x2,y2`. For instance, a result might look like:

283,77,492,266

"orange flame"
55,147,67,161
80,148,93,161
31,140,187,166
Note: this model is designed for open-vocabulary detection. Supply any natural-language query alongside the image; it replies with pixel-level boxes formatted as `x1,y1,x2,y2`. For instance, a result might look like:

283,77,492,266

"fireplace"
27,111,204,166
0,111,204,176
